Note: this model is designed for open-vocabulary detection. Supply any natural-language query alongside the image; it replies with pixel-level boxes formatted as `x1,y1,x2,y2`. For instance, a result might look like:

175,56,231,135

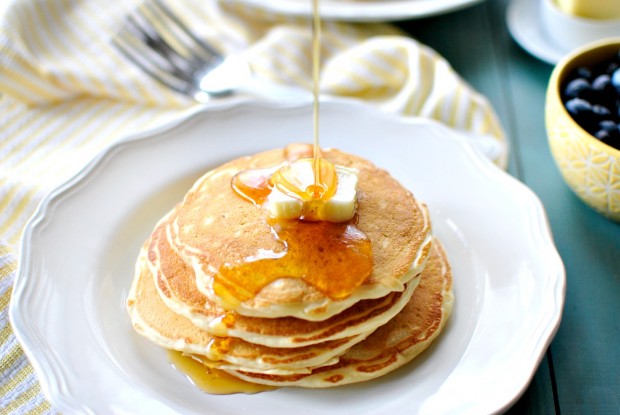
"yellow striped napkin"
0,0,506,413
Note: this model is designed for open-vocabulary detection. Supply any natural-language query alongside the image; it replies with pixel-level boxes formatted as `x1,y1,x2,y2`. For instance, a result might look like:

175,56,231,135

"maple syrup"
231,166,278,205
271,157,337,202
225,0,373,303
213,218,372,302
167,350,275,394
169,1,372,395
311,0,322,194
231,0,334,207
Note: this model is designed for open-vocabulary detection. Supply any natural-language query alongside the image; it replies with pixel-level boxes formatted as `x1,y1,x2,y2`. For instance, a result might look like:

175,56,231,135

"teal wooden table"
397,0,620,413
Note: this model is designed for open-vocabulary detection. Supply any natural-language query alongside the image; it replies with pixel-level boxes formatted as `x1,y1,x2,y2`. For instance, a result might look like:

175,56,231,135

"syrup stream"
311,0,321,198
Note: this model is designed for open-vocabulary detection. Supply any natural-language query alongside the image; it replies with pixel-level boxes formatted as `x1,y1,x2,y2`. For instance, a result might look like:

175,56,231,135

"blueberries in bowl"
561,50,620,151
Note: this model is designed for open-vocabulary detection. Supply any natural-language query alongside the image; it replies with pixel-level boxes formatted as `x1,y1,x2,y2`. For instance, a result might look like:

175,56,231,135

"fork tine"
114,18,195,94
114,29,193,95
114,1,216,95
128,13,202,77
113,0,230,99
136,3,206,71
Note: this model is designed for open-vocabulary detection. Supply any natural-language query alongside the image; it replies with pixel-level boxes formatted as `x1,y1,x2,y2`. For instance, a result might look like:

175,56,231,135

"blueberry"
592,74,611,91
591,74,618,106
565,98,592,116
595,129,612,141
611,68,620,94
599,120,617,132
575,66,592,80
562,49,620,146
565,99,614,132
564,78,591,99
594,121,620,149
565,98,596,130
595,127,619,140
606,61,620,75
592,104,611,117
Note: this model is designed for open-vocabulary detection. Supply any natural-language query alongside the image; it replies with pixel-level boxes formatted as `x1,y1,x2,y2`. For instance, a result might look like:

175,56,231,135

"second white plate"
11,99,564,415
229,0,486,21
507,0,566,64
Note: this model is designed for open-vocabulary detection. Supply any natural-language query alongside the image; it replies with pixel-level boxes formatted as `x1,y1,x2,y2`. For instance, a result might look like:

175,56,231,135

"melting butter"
268,159,359,222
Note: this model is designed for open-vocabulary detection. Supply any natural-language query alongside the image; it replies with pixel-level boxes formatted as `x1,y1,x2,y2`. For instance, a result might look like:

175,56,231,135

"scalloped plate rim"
10,98,565,415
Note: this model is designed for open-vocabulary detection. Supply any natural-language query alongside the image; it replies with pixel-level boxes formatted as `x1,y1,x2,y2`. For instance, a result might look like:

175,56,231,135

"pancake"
148,213,421,348
127,244,374,374
168,146,432,320
218,240,453,387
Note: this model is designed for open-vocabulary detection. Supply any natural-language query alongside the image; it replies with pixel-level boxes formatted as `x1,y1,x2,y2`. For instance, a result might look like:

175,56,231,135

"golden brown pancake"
168,147,432,320
148,214,421,348
127,244,373,374
127,144,451,390
219,240,453,387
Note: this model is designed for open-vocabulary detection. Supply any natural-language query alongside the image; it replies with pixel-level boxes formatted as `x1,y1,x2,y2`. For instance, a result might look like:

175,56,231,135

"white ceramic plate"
507,0,565,64
11,99,564,415
229,0,485,21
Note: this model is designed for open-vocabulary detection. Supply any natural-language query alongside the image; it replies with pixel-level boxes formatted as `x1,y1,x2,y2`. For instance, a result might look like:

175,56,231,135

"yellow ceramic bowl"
546,38,620,222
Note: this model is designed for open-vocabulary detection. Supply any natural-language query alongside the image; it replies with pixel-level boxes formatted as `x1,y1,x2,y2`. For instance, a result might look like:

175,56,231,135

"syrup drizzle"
312,0,322,196
223,1,372,305
169,0,371,395
271,157,337,203
231,0,333,205
231,166,278,205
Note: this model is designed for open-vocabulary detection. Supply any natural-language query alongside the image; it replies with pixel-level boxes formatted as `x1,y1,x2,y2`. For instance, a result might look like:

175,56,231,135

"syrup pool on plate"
168,350,275,394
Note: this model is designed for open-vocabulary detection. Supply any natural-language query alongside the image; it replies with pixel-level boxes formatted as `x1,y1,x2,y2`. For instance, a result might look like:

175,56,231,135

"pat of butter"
267,165,359,223
555,0,620,19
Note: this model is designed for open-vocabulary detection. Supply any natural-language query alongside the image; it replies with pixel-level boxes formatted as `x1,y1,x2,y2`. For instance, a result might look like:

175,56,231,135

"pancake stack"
127,146,454,390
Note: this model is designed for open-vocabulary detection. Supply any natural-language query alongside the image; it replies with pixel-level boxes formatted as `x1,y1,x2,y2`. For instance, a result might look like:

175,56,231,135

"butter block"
268,164,359,223
555,0,620,19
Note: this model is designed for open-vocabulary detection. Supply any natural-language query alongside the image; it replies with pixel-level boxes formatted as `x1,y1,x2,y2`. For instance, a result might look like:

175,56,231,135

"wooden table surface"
397,0,620,413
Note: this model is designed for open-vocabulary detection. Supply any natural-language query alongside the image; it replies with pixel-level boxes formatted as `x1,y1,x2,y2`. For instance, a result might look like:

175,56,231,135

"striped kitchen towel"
0,0,506,413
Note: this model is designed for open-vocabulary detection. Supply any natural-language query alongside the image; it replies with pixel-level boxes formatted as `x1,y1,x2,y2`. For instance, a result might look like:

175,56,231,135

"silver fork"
113,0,308,103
